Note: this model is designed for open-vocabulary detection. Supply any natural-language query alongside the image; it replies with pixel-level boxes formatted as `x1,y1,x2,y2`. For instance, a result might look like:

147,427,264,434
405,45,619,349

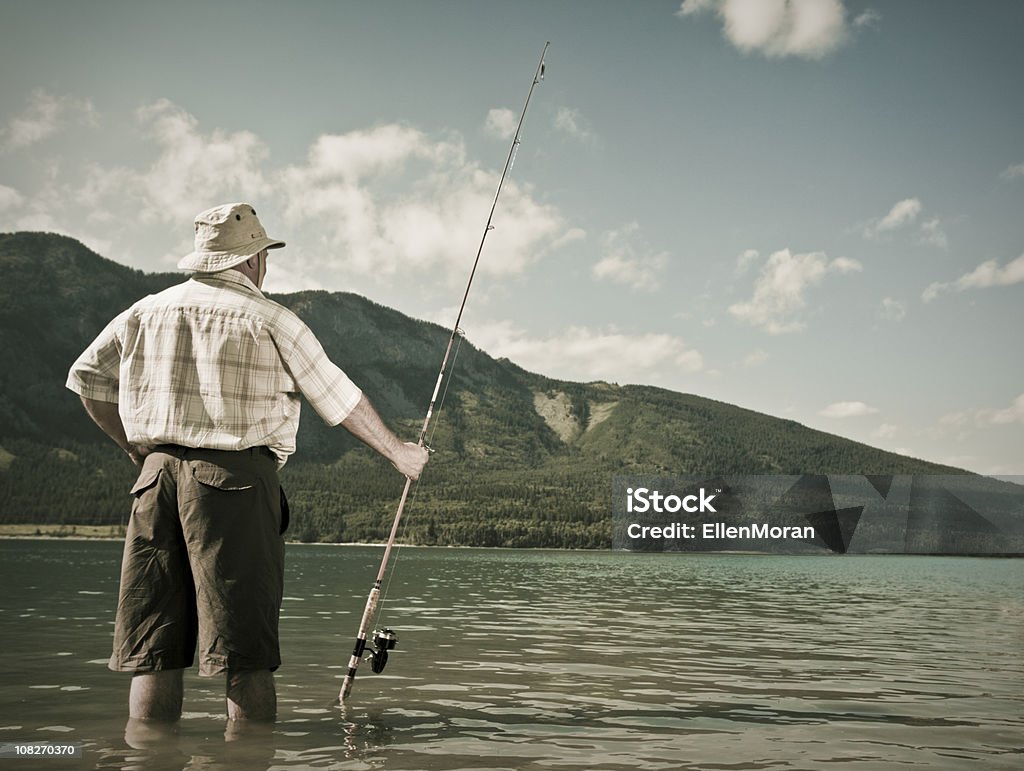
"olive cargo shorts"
109,445,284,676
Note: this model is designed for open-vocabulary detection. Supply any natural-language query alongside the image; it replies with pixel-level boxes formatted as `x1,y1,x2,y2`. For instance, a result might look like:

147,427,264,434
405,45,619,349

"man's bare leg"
226,670,276,722
129,669,184,721
123,717,182,752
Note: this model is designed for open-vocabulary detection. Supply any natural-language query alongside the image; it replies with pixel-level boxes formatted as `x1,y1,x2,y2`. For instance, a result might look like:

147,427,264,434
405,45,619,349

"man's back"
68,269,361,465
116,271,303,457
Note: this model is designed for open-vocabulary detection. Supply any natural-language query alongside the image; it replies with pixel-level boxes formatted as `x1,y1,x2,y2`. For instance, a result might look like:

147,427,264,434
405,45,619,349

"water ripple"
0,542,1021,769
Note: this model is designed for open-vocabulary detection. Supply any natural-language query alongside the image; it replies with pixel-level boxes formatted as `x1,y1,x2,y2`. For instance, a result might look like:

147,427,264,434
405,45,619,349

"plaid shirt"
66,270,362,467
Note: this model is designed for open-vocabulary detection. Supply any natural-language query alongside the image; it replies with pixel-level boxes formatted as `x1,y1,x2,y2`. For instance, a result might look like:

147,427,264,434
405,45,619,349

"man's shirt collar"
192,269,264,297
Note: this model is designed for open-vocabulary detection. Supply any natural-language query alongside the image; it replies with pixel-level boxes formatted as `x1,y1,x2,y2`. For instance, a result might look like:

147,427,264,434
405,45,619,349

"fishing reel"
368,628,398,674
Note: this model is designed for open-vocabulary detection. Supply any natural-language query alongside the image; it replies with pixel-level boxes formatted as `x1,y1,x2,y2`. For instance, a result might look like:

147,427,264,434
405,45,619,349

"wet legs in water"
127,668,276,722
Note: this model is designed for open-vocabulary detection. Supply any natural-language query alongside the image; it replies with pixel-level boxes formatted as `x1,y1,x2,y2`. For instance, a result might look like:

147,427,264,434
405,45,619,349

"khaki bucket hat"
178,203,285,272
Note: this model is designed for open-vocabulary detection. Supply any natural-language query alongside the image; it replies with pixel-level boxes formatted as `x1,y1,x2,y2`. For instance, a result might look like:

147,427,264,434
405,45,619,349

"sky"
1,0,1022,477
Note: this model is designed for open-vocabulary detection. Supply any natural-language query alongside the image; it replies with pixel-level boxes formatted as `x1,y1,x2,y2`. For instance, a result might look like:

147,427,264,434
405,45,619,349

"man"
66,202,428,724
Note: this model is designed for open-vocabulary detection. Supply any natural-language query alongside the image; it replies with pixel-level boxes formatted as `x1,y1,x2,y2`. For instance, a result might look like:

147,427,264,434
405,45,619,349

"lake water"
0,540,1021,770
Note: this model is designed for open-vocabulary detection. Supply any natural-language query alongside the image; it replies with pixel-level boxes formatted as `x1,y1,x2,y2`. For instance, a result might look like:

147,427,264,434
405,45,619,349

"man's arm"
79,397,149,467
269,313,427,479
340,394,429,480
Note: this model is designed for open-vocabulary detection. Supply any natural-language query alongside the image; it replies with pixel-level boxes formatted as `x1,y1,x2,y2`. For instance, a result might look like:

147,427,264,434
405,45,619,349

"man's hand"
126,444,152,467
340,395,431,480
80,396,146,466
392,442,429,481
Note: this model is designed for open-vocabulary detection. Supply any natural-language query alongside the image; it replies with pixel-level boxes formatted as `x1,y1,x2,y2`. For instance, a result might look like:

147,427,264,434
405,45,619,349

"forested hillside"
1,232,1002,551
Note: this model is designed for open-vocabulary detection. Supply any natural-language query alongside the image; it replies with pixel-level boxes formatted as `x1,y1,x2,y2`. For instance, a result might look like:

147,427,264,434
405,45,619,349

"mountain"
1,232,1020,553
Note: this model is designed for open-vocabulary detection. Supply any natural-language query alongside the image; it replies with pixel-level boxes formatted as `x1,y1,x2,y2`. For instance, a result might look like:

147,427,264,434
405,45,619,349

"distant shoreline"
0,523,427,547
2,529,1021,558
2,525,1020,557
0,524,125,540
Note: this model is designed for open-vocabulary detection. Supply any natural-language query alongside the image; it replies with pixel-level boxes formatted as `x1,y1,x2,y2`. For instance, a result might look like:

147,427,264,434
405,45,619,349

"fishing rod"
338,42,550,705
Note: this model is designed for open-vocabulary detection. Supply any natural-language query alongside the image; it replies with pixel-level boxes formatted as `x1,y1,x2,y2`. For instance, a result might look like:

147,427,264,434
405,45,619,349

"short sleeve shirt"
66,270,362,467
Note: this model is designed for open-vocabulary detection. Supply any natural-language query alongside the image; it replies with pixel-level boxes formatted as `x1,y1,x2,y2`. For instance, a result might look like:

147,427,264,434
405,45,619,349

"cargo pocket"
129,464,162,497
188,460,279,535
127,462,163,523
190,462,255,492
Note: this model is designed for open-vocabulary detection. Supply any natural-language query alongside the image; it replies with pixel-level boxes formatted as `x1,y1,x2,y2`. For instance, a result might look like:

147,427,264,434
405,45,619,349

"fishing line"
374,328,466,627
339,42,549,704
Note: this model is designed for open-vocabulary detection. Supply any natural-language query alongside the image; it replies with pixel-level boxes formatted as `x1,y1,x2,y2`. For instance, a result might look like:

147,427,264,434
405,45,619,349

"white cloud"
735,248,760,274
919,217,948,249
134,99,271,225
78,164,137,220
853,9,881,28
728,248,861,334
677,0,849,60
3,100,578,284
279,122,575,278
553,227,588,250
939,410,968,427
0,184,24,211
820,401,879,418
592,254,660,291
982,394,1024,426
13,99,271,242
953,254,1024,289
830,256,862,273
875,197,922,232
922,253,1024,302
553,107,595,143
864,197,947,247
467,320,703,383
878,296,906,321
872,423,898,439
591,222,668,291
484,108,518,140
299,123,449,182
941,394,1024,428
0,167,63,231
1,89,96,152
741,349,769,368
1000,162,1024,181
678,0,716,13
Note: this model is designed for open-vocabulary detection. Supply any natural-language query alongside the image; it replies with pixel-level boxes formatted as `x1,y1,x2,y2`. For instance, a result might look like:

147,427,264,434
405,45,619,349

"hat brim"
177,238,286,272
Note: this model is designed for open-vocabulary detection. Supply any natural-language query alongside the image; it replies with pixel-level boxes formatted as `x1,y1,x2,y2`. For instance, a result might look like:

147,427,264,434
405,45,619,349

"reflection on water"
0,540,1021,769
